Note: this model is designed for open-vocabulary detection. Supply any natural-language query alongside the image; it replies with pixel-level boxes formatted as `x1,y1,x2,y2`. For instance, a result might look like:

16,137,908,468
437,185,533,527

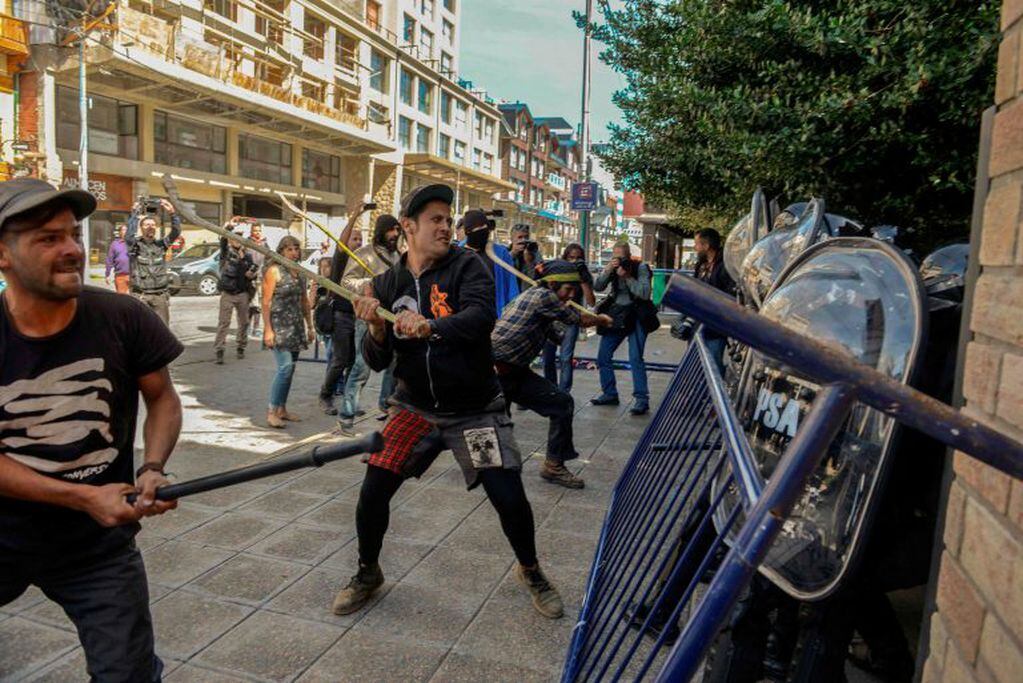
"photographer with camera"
591,242,654,415
125,197,180,325
508,224,539,292
214,218,258,364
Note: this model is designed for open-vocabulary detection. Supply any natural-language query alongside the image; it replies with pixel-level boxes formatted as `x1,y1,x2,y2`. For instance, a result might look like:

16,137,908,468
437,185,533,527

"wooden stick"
275,192,377,276
485,243,592,315
161,178,395,323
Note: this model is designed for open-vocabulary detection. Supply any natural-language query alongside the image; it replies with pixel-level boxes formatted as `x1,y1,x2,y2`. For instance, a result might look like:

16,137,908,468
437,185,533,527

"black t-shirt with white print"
0,286,183,560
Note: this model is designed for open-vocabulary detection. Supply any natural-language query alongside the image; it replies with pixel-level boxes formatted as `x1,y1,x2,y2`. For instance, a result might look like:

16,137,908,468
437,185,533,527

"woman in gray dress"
261,235,314,428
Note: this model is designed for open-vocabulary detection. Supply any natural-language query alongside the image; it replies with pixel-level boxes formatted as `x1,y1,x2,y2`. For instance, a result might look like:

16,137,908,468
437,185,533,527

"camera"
671,317,697,341
525,240,539,253
488,209,504,217
143,198,162,214
363,202,378,211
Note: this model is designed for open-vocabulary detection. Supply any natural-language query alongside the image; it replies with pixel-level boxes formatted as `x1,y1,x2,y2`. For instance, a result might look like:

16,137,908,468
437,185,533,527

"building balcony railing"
113,5,368,130
0,12,29,57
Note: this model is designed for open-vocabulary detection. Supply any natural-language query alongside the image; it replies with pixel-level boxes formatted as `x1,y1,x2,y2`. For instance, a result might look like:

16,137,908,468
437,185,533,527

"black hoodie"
363,245,500,414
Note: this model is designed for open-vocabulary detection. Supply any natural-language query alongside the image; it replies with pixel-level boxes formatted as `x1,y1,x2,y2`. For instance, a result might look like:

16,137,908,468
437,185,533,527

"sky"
458,0,626,142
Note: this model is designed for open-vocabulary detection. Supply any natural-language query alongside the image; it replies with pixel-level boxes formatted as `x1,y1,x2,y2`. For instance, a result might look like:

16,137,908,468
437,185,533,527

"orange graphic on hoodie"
430,284,453,319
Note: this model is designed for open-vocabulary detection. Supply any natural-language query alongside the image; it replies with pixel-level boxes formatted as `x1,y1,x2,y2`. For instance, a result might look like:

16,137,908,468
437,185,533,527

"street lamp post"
578,0,593,262
78,35,90,269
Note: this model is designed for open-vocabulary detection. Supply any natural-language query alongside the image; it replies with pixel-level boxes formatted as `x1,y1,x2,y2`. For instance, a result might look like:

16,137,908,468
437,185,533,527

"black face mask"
467,228,490,251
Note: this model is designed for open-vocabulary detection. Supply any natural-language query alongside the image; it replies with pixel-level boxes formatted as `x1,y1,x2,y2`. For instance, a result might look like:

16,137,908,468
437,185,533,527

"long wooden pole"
162,178,395,323
275,191,377,276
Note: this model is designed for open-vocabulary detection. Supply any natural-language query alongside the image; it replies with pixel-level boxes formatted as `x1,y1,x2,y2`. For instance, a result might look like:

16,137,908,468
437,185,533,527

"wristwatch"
135,462,165,478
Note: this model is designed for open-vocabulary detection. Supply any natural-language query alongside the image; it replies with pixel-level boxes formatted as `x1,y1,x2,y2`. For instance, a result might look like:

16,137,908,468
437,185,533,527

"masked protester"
0,178,184,681
336,184,564,621
492,259,611,488
337,213,402,431
126,197,180,325
318,200,372,416
214,218,257,364
457,208,519,314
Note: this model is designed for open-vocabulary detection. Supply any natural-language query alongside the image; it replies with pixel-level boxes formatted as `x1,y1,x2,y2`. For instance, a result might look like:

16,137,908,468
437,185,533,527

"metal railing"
562,275,1023,681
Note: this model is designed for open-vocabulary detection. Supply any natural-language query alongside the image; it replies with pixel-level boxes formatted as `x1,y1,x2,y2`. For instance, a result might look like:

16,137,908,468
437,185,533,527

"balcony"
60,5,391,155
0,13,28,57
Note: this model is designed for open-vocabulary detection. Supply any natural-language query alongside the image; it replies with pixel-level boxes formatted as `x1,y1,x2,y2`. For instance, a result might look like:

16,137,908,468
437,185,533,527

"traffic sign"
571,181,600,211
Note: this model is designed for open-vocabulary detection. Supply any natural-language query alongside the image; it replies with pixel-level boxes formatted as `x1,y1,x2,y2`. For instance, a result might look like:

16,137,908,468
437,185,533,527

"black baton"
128,432,383,503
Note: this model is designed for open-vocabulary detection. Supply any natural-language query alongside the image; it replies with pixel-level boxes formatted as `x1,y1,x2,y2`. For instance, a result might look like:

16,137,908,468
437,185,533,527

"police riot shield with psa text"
716,237,927,600
723,188,772,290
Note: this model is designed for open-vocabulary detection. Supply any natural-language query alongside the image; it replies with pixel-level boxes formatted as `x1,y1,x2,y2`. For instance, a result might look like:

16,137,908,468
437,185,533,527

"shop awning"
402,153,514,196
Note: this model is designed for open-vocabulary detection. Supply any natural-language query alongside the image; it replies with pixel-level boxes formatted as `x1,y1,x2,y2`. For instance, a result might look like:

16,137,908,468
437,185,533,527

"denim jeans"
541,323,580,392
597,321,649,400
342,319,395,417
704,336,727,377
269,348,299,409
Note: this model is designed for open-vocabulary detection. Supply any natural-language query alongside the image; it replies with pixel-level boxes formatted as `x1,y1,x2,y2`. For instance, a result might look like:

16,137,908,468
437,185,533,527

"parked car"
169,245,222,296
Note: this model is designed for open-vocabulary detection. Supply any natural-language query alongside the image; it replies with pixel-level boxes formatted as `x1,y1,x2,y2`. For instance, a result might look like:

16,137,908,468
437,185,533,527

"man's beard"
22,258,83,301
385,237,399,252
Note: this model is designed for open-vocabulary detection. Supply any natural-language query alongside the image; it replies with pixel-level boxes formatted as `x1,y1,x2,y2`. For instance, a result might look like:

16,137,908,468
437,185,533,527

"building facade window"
418,80,433,115
403,14,416,44
238,133,292,184
370,50,389,93
482,152,493,175
56,86,138,159
440,51,453,76
455,101,468,128
442,19,454,44
366,0,381,30
472,148,481,170
443,0,455,11
336,32,358,73
454,140,466,165
400,68,414,105
440,91,452,124
154,110,226,173
302,149,342,193
304,14,325,60
398,116,413,149
205,0,237,21
420,28,433,55
421,0,434,17
438,133,451,158
416,124,431,153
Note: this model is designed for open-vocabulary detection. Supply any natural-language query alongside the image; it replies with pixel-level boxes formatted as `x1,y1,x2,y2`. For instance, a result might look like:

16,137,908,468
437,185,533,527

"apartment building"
15,0,506,266
496,102,580,257
0,1,27,180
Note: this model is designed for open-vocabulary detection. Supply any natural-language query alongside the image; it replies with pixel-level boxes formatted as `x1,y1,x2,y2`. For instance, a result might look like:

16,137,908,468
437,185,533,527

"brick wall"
921,3,1023,682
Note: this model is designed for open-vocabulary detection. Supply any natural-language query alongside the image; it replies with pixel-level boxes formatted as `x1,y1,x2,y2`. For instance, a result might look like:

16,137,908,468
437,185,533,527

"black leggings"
356,464,537,567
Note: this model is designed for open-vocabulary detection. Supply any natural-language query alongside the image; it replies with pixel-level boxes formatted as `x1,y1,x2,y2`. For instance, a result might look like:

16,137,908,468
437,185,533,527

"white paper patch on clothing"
464,427,503,469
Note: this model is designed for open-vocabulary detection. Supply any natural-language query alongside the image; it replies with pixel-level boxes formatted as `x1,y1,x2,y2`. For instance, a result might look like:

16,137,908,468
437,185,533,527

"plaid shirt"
492,286,581,367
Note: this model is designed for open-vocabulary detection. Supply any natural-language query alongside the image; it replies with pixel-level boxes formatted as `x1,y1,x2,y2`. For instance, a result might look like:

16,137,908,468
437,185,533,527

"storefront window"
302,149,343,193
154,111,227,174
238,133,292,184
56,86,138,159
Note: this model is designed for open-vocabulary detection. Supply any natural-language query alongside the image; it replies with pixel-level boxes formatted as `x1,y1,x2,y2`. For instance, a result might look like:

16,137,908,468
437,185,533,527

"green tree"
587,0,1000,249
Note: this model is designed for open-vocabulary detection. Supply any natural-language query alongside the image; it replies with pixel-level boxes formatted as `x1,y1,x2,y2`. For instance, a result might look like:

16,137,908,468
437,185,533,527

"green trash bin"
652,271,668,307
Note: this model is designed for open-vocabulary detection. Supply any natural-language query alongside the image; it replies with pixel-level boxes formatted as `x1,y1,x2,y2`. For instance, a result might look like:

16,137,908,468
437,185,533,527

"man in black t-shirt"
0,178,185,682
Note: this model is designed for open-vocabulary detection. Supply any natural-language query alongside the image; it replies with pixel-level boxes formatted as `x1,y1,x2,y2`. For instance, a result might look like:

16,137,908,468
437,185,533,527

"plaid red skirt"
366,409,435,475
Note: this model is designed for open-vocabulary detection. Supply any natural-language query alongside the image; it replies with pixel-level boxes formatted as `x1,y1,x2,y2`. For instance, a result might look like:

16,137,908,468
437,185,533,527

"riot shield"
723,188,772,285
718,237,926,599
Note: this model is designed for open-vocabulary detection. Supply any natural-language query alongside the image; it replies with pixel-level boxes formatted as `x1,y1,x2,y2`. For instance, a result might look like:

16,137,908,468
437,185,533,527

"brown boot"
267,409,286,428
540,459,585,489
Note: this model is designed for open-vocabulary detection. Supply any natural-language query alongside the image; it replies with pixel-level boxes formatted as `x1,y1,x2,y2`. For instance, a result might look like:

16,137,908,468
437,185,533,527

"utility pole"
578,0,594,262
79,36,90,266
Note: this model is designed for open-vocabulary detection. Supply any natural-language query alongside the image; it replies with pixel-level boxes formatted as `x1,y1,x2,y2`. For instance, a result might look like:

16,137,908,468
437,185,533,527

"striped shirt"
492,286,581,367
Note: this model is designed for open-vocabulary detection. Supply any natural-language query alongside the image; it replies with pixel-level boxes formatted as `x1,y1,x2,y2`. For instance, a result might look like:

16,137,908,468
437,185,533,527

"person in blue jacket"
456,209,519,314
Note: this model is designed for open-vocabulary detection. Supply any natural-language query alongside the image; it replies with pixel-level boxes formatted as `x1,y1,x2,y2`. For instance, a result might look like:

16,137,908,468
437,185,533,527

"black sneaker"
319,397,338,416
626,603,680,645
630,401,650,416
331,563,385,615
236,347,245,360
215,349,224,365
590,394,620,406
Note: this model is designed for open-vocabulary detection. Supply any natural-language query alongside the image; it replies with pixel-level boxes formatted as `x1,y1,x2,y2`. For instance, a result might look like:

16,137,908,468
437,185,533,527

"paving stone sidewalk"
0,304,683,682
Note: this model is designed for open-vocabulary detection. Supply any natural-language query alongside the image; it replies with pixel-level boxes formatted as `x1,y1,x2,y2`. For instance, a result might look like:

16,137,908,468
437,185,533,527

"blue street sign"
571,181,600,211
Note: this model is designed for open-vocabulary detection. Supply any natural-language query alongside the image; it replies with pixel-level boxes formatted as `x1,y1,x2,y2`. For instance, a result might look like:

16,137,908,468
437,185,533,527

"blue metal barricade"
562,275,1023,682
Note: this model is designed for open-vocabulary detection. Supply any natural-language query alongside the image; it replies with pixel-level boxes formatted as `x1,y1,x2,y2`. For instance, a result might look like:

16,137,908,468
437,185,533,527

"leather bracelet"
135,462,165,478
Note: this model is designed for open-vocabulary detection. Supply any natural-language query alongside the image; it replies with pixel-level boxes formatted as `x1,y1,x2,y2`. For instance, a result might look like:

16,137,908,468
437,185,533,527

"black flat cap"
400,183,454,218
461,208,491,232
0,177,96,233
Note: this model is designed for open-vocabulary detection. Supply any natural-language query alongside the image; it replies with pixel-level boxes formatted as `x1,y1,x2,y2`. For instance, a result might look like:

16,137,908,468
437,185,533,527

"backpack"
313,290,334,335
